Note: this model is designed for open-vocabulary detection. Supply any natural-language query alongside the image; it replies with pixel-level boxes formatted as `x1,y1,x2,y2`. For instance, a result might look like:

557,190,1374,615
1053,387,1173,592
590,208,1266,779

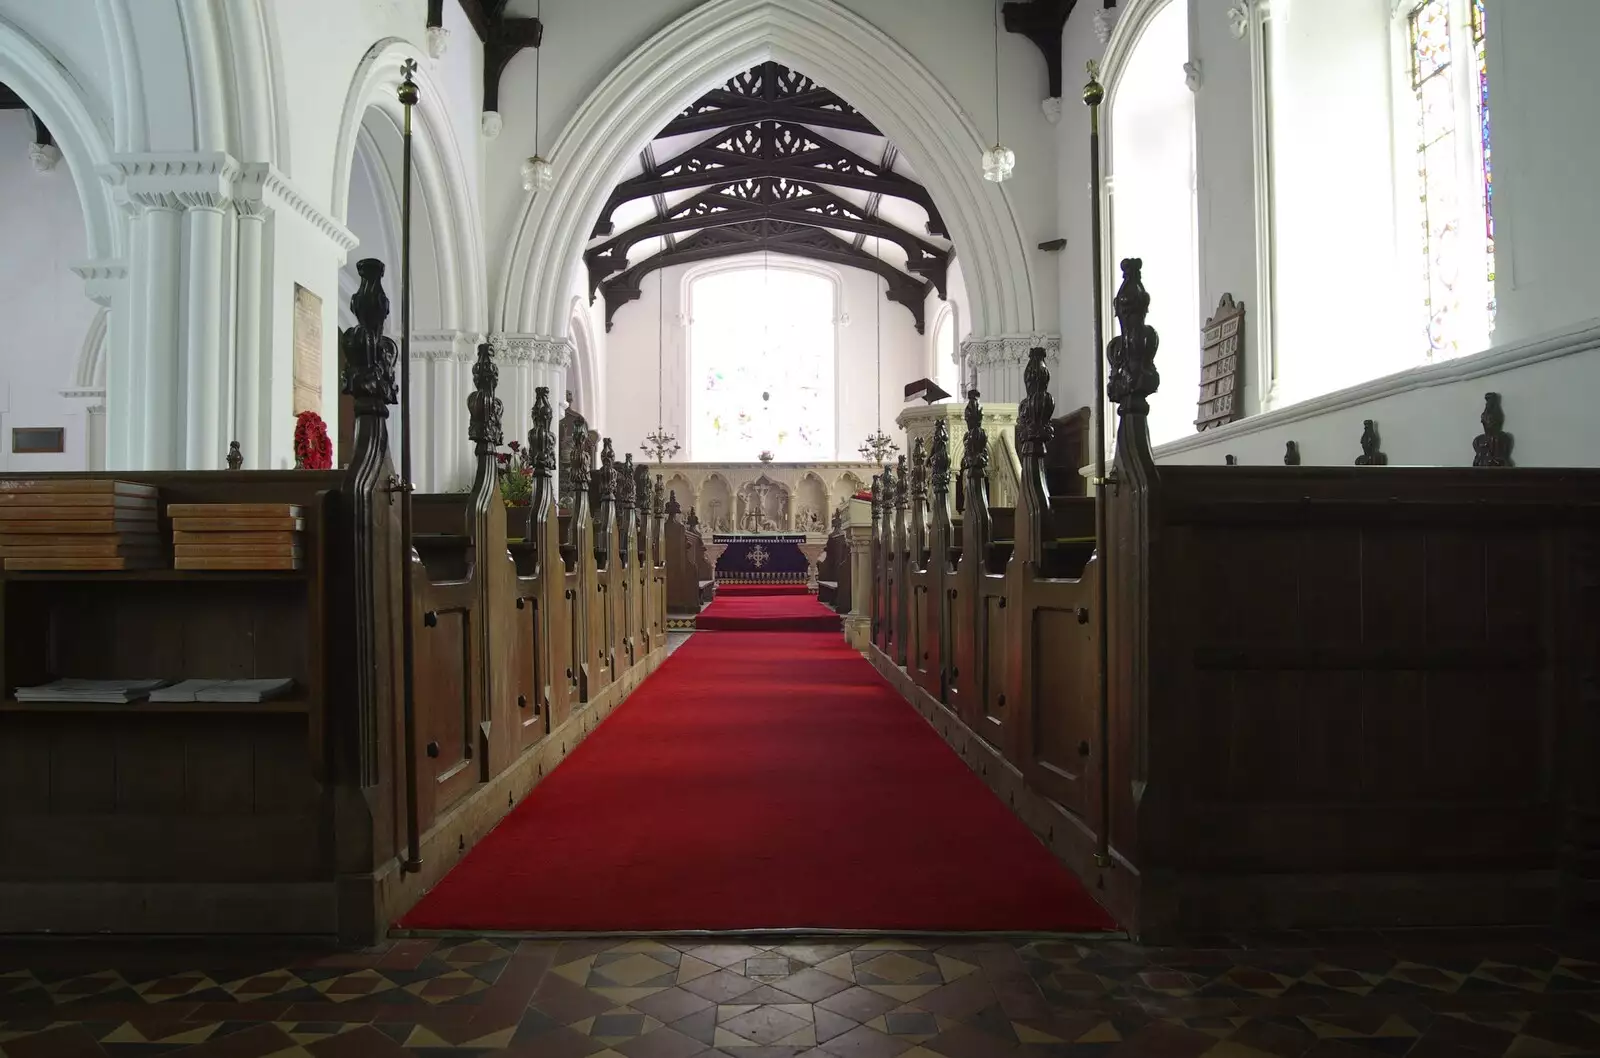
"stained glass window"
690,267,836,462
1407,0,1495,360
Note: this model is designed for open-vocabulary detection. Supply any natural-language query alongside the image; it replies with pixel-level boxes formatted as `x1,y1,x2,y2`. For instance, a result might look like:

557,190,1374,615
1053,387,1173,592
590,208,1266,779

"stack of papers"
147,678,295,703
14,678,171,703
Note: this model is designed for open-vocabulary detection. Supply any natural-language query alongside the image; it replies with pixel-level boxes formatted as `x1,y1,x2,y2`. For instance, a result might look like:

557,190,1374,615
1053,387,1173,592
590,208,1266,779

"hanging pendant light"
522,0,554,192
983,0,1016,183
641,265,680,461
858,236,900,463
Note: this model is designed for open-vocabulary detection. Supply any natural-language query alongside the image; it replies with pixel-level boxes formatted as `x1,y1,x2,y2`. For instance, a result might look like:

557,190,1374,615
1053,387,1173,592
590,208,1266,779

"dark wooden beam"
0,82,24,110
1002,0,1079,99
453,0,490,41
483,16,541,113
602,222,929,334
427,0,445,31
0,82,49,144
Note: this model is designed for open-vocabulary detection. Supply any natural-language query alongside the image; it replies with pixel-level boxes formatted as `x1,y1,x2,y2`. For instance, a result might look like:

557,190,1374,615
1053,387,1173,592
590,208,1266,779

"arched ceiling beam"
592,122,947,239
586,177,948,300
601,221,930,334
658,60,879,137
1002,0,1079,100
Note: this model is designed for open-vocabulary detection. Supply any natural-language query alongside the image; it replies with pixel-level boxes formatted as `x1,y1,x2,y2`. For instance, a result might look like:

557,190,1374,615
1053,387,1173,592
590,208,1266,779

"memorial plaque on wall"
293,284,323,416
1196,293,1245,432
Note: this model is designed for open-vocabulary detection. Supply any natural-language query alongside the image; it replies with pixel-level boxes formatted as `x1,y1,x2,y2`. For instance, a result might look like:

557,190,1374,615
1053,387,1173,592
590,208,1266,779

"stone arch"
567,294,598,427
332,38,485,332
497,0,1039,348
0,14,120,260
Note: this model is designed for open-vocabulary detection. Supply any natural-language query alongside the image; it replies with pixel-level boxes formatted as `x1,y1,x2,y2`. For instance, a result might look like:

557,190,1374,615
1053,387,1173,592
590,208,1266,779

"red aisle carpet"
399,630,1118,933
695,590,843,632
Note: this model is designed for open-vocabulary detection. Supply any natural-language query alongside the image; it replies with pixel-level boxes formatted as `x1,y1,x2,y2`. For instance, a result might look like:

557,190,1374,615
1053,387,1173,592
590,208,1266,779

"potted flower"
496,440,534,507
293,410,332,470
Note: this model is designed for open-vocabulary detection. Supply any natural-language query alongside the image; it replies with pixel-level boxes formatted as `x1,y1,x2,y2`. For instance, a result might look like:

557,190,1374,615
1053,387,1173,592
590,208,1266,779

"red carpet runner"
400,629,1117,933
695,589,843,632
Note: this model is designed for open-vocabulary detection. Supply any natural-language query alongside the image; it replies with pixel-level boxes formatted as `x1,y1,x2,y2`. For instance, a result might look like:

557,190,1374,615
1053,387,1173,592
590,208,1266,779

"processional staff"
397,58,422,874
1084,59,1114,872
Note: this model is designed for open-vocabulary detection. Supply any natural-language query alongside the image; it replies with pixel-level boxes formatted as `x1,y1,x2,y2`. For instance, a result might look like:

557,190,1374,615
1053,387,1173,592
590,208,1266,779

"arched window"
689,266,837,462
1108,0,1200,447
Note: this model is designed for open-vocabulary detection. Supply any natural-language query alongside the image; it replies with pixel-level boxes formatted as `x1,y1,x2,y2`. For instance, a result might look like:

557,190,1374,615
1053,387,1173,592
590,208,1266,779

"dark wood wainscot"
0,260,671,942
867,262,1600,941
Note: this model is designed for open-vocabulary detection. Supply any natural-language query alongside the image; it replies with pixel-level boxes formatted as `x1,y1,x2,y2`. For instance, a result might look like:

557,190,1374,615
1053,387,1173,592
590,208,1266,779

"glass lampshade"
522,155,554,193
982,143,1016,183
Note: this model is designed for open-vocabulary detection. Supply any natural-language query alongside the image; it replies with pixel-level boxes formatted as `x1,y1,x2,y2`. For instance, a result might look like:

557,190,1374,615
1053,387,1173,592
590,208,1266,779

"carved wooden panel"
514,593,548,754
418,605,476,820
1196,294,1245,432
1026,606,1095,815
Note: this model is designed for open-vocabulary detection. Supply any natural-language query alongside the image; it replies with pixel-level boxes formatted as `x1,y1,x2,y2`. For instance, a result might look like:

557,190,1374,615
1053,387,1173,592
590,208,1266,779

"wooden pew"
865,258,1600,940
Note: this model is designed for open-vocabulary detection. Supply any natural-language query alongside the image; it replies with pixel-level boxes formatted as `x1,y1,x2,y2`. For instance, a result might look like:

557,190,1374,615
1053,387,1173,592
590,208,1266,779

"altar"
712,533,809,585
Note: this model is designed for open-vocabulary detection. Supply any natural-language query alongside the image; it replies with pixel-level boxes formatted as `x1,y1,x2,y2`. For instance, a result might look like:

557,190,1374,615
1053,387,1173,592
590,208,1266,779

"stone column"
180,190,236,469
961,334,1061,404
72,262,128,467
233,200,268,467
132,198,184,468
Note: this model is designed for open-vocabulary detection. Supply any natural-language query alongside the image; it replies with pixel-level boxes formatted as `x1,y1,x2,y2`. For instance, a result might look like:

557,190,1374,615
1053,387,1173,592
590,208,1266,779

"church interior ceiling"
585,62,952,333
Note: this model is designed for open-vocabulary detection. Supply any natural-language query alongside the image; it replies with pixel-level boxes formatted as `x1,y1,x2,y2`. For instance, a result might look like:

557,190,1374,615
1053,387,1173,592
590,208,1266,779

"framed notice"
1196,294,1245,432
11,427,65,454
292,284,323,416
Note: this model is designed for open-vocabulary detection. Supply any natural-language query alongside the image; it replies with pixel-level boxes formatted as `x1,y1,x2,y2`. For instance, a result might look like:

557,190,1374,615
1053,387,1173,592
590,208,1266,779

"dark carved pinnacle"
632,460,651,510
1106,258,1160,416
1472,392,1514,467
929,420,951,496
909,438,927,502
1284,440,1301,466
894,455,909,509
961,388,989,477
1016,348,1056,457
880,462,896,513
1355,420,1387,466
565,417,590,495
341,258,399,412
686,506,700,529
597,438,616,500
467,343,503,454
226,441,243,470
529,387,556,478
618,453,636,507
652,474,666,517
666,490,682,517
870,474,882,515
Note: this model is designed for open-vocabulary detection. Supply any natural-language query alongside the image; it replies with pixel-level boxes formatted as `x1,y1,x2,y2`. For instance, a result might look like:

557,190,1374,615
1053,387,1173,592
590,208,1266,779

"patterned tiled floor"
2,931,1599,1057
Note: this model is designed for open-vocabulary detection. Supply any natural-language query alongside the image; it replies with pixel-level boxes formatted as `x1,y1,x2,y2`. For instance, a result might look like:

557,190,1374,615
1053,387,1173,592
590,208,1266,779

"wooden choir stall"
0,259,670,942
866,260,1600,941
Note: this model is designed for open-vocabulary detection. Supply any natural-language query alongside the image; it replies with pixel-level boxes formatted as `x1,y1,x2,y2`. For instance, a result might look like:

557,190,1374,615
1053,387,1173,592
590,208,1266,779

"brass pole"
1085,60,1114,871
398,60,422,875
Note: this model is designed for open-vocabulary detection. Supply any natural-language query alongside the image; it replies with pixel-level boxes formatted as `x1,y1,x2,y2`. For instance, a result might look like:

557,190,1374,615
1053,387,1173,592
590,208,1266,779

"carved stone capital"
426,25,450,58
1184,60,1203,92
28,142,60,173
490,332,574,368
235,163,358,253
72,260,128,307
1094,6,1121,44
113,152,241,214
410,330,481,363
961,333,1062,368
481,111,503,139
1041,97,1063,124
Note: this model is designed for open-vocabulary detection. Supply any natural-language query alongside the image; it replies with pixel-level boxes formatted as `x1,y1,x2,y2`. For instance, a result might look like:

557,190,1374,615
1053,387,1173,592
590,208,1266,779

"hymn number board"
1196,294,1246,432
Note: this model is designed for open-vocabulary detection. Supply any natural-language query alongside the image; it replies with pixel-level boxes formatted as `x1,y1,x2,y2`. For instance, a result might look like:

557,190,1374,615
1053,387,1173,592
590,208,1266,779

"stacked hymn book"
0,479,163,570
170,502,305,571
14,677,295,705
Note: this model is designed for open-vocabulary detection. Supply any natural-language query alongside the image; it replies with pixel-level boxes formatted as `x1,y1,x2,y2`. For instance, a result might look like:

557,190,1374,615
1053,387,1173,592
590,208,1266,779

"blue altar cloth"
712,533,809,583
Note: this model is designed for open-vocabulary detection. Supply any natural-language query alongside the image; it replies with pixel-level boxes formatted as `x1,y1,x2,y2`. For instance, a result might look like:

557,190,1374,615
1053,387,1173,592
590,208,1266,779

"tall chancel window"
1108,0,1200,447
690,267,837,462
1403,0,1495,361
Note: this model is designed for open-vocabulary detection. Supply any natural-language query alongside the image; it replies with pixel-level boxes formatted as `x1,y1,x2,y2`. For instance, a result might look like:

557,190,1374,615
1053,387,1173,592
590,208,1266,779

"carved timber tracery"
590,62,949,333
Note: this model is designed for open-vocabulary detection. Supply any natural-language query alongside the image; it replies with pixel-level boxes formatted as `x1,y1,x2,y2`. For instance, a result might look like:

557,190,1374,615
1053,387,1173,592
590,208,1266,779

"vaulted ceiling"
587,62,952,334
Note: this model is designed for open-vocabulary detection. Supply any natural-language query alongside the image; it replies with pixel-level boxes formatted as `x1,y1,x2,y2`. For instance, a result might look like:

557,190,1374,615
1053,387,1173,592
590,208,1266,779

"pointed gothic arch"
496,0,1041,348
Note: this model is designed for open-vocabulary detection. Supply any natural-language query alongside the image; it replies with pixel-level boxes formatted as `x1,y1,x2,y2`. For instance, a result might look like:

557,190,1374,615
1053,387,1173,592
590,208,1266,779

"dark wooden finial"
226,441,243,470
870,474,882,516
961,388,989,478
929,420,952,498
832,505,844,532
341,258,399,413
881,462,897,513
617,452,636,508
1016,348,1056,457
1355,420,1387,466
666,490,682,518
529,387,556,478
1106,258,1161,415
686,505,700,529
597,438,616,500
1284,440,1301,466
652,475,666,517
1225,454,1237,466
1472,392,1514,467
632,460,650,511
894,455,909,509
910,437,927,502
466,343,504,455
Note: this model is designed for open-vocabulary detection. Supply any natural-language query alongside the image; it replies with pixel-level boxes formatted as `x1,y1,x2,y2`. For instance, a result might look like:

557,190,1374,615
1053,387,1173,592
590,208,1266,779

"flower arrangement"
495,440,534,506
293,410,332,470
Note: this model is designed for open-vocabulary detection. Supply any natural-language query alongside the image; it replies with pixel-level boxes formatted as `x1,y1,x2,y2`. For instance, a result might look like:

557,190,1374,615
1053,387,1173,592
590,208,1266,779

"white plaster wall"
602,255,926,463
487,0,1060,336
0,112,98,471
1058,0,1600,469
